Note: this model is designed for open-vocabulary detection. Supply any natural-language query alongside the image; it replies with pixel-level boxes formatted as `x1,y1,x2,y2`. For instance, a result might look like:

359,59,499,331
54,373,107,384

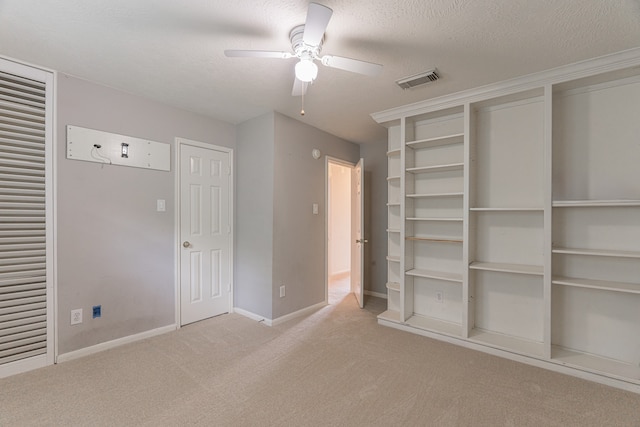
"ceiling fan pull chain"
301,90,305,116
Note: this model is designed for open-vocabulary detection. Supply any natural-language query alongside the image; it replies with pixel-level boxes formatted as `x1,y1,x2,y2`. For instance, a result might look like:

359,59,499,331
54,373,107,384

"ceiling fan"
224,2,383,97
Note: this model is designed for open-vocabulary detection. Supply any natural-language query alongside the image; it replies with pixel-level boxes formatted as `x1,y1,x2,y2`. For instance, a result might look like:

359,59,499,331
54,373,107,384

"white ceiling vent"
396,69,439,89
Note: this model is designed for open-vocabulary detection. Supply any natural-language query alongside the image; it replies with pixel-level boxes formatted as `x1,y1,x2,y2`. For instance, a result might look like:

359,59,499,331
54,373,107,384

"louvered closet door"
0,66,50,371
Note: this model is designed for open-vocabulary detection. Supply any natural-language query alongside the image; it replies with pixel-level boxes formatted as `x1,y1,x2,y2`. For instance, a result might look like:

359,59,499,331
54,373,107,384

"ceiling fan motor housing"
290,25,323,59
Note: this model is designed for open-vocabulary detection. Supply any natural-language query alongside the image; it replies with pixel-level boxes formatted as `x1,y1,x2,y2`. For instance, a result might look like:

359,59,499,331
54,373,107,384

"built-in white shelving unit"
373,48,640,392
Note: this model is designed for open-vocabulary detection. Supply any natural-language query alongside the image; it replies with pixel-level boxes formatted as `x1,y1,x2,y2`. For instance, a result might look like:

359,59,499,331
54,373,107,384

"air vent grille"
396,69,439,90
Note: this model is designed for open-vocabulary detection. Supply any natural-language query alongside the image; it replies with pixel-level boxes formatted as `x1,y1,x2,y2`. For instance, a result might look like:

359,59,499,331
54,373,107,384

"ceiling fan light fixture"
295,59,318,82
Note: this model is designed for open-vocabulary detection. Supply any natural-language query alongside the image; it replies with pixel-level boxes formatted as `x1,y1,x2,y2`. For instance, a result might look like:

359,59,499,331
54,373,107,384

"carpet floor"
1,282,639,426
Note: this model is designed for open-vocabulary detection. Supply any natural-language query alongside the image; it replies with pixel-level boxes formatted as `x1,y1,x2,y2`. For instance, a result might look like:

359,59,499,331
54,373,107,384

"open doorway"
326,159,352,304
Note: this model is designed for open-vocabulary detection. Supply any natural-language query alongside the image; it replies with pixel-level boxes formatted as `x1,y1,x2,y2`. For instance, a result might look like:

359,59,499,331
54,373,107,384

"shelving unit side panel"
473,99,544,208
473,270,545,342
474,211,544,266
552,207,640,253
388,205,401,230
551,285,640,365
388,180,401,205
413,277,463,325
388,232,401,258
388,125,402,151
552,79,640,201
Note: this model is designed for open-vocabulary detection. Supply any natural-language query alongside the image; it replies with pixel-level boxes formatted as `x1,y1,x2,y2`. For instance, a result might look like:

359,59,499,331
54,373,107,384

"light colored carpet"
1,283,639,426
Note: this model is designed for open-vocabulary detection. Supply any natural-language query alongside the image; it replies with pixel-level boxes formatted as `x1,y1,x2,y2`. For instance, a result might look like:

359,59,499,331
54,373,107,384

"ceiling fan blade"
303,3,333,46
224,50,292,59
292,77,309,97
320,55,383,76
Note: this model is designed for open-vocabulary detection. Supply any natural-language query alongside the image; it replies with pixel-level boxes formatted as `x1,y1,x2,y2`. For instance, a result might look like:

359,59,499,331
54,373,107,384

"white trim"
57,324,176,363
271,302,326,326
235,301,327,327
0,354,49,379
0,56,57,370
365,290,388,299
325,156,357,307
371,47,640,125
234,307,272,326
378,319,640,394
174,138,234,329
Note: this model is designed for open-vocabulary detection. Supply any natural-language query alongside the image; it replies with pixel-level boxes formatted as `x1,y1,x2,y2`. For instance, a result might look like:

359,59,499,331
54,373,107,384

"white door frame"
174,138,234,328
324,156,356,304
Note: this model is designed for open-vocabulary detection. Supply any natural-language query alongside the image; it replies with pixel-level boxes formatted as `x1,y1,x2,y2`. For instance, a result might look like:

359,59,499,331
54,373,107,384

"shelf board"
387,175,401,181
470,329,545,358
406,163,464,174
552,276,640,294
386,203,400,207
386,149,401,157
551,346,640,381
405,314,462,337
406,236,462,243
469,262,543,276
386,282,401,292
386,229,401,233
377,309,402,323
406,192,463,199
553,199,640,207
470,207,543,212
406,133,464,149
406,217,463,222
386,256,401,263
406,269,463,283
552,247,640,259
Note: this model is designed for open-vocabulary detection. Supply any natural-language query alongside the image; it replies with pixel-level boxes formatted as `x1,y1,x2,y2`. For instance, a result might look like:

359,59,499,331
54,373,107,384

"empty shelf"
469,262,543,276
406,269,463,283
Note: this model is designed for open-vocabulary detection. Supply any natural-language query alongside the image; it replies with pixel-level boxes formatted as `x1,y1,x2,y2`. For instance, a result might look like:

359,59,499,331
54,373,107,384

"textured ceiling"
1,0,639,144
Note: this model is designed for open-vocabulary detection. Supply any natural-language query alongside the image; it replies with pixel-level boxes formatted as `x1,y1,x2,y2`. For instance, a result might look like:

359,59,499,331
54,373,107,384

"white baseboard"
235,301,327,327
365,290,388,299
0,354,49,379
56,324,177,363
233,307,272,326
271,302,326,326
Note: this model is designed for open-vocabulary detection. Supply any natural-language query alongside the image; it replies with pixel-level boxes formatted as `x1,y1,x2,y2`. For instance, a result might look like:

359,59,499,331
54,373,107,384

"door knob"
183,241,191,248
356,239,368,244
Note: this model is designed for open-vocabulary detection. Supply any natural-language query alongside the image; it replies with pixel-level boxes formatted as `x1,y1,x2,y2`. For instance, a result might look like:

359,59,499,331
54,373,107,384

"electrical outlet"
70,308,83,325
435,291,444,303
280,285,286,298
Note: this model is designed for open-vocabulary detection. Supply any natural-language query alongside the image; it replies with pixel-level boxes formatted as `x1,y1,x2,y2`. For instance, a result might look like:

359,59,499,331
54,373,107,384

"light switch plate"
313,203,319,215
157,199,166,212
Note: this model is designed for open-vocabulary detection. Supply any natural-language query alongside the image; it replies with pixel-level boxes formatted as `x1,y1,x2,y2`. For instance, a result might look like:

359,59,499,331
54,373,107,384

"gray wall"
272,113,360,318
360,141,388,296
56,74,235,354
235,112,275,319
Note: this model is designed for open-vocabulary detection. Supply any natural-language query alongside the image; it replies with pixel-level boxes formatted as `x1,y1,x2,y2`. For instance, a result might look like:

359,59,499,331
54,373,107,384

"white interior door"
351,158,365,308
179,142,231,325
